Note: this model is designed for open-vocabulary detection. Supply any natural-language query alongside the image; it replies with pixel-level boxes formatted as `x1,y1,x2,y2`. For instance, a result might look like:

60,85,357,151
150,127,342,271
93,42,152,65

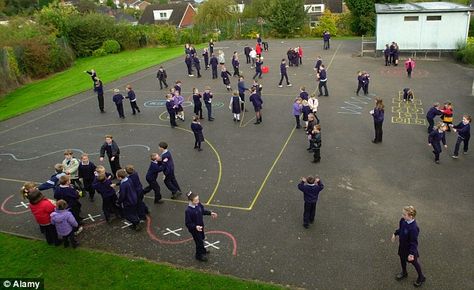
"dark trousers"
279,73,290,85
164,173,181,194
390,54,394,64
204,57,209,68
116,103,125,118
83,179,95,199
363,84,369,95
39,224,60,245
122,205,140,226
318,81,328,96
245,54,251,63
136,191,149,220
454,136,470,156
374,121,383,143
187,64,193,75
145,178,162,201
169,111,177,127
97,93,104,112
295,115,301,128
108,156,121,177
407,68,412,78
130,101,140,114
69,203,83,226
159,79,168,89
313,148,321,162
102,195,119,221
233,66,240,77
205,102,212,120
212,67,218,79
253,71,262,79
196,68,201,77
239,92,245,111
190,229,206,259
385,55,389,66
70,178,83,192
194,139,202,149
194,104,203,119
432,144,442,161
427,118,435,133
324,40,330,50
356,84,364,95
62,231,78,248
400,255,425,281
303,201,317,226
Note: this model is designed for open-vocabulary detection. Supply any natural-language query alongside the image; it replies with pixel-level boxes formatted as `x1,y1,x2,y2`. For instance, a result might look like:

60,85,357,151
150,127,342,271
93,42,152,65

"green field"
0,233,284,290
0,46,197,122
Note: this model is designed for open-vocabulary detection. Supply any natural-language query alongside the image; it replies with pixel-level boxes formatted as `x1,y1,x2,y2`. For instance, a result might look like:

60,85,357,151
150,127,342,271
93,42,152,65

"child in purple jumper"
51,199,79,248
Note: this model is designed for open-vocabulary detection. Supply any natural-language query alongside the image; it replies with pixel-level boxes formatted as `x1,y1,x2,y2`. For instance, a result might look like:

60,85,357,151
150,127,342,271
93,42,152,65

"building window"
311,5,321,13
427,15,442,21
160,12,167,18
404,16,419,21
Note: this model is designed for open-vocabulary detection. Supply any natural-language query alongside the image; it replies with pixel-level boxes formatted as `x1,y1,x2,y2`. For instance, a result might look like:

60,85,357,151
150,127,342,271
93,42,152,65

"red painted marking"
1,194,30,215
146,216,237,256
83,220,107,229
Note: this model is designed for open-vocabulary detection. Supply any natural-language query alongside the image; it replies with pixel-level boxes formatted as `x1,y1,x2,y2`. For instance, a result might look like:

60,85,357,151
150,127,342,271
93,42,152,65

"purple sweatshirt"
293,103,302,116
50,209,78,236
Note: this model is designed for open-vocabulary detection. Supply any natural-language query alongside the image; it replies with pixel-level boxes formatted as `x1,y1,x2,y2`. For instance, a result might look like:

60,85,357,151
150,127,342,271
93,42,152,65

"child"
308,93,319,122
299,87,309,101
174,80,182,95
193,55,202,78
62,150,83,192
126,165,149,221
185,54,194,77
125,85,141,115
370,98,385,144
426,103,443,133
94,78,105,113
38,164,65,191
25,187,60,245
202,48,209,70
441,102,453,131
116,169,141,231
391,206,426,287
157,66,168,90
298,46,303,65
451,115,471,158
92,173,120,223
428,122,448,164
159,142,182,199
78,153,96,202
229,90,242,122
50,200,79,248
218,50,225,66
221,66,232,92
363,71,370,96
166,93,178,128
293,97,302,129
252,79,263,97
185,191,218,262
203,86,214,121
142,153,163,204
405,58,416,78
278,59,291,87
249,87,263,124
232,52,240,77
112,89,125,119
174,90,185,121
210,53,218,79
54,175,83,232
237,76,249,112
311,124,322,163
249,48,257,68
99,135,121,178
192,88,203,120
191,116,204,151
94,165,112,179
356,71,365,96
301,100,311,129
253,57,263,80
403,88,414,102
297,176,324,228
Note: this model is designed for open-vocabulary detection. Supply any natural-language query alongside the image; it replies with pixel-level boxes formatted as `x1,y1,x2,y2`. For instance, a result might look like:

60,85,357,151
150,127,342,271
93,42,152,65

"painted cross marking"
15,202,29,208
163,227,182,236
204,240,220,250
83,214,101,222
121,221,133,229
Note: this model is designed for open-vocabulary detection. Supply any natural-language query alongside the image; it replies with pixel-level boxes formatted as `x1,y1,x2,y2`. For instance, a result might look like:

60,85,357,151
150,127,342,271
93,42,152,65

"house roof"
304,0,343,14
139,3,191,25
375,2,473,14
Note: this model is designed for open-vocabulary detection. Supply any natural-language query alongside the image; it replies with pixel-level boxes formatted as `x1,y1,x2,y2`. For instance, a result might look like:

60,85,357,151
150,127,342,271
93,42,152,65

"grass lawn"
0,45,201,122
0,233,284,290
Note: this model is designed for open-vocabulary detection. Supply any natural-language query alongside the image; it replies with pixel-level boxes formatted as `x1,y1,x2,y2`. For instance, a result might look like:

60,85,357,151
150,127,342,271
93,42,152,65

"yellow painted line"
205,203,250,211
158,111,169,122
326,42,342,70
0,177,36,184
247,127,296,210
204,137,222,205
239,108,245,128
241,116,256,128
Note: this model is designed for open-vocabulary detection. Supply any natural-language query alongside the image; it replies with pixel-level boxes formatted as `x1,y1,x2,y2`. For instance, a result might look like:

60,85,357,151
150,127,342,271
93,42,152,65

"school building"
375,2,473,51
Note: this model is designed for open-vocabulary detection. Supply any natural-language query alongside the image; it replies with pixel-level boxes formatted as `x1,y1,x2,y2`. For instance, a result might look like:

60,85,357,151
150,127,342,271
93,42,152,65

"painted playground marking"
163,227,182,237
205,240,220,250
338,94,375,115
15,201,29,208
391,91,427,126
83,213,101,222
121,221,133,229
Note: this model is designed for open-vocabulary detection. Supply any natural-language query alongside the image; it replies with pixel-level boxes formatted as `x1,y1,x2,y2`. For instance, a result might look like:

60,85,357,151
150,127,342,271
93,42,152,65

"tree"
314,9,337,37
266,0,307,37
195,0,237,29
76,0,97,13
241,0,271,19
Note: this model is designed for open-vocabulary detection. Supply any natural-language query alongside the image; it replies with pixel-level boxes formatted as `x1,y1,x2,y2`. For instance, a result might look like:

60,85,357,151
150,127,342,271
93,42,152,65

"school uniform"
160,150,182,199
191,122,204,150
249,93,263,113
112,93,125,118
38,172,66,191
453,122,470,156
118,177,140,229
253,59,263,80
252,83,263,97
221,70,232,91
318,69,328,96
279,63,290,86
92,177,119,221
302,105,311,123
63,157,83,191
100,141,121,177
403,88,413,102
185,56,193,76
230,95,242,116
314,59,322,73
174,84,182,95
300,91,309,101
238,80,248,111
54,185,82,225
384,47,390,66
128,171,149,220
311,131,322,162
389,44,396,64
166,99,178,127
202,51,209,69
209,41,214,55
232,57,240,77
356,74,365,95
193,93,203,119
363,73,370,95
143,160,162,203
157,69,168,89
78,161,96,200
428,130,446,162
193,56,202,78
287,50,294,67
203,91,214,121
126,89,140,114
210,56,218,79
426,107,443,133
293,103,302,129
372,108,384,143
185,202,213,261
94,80,105,112
323,32,330,49
244,46,251,63
86,70,97,86
393,218,425,284
297,180,324,227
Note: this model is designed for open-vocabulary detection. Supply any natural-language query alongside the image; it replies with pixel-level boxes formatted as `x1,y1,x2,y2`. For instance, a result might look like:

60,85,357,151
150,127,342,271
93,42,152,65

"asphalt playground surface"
0,39,473,290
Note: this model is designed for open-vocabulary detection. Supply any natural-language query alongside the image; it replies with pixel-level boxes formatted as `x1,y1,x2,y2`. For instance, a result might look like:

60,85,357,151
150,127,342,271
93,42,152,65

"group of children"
287,47,303,67
384,41,400,66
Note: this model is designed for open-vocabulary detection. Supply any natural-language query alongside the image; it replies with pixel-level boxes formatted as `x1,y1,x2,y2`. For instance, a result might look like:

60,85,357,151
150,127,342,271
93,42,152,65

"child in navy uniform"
203,87,214,121
143,153,163,204
428,122,447,164
157,66,168,90
112,89,125,118
125,85,141,115
159,142,182,199
229,90,242,122
297,176,324,228
99,135,121,178
126,165,149,221
78,153,96,202
54,175,83,231
249,87,263,124
253,57,263,80
370,98,385,144
210,54,218,79
301,100,311,129
38,164,65,191
192,88,203,120
92,173,120,223
116,169,141,231
166,93,178,128
293,97,302,129
310,125,322,163
221,66,232,91
94,78,105,112
299,87,309,101
191,116,204,151
202,48,209,69
278,59,291,87
451,115,471,158
426,103,443,133
403,88,414,102
391,206,426,288
185,191,218,262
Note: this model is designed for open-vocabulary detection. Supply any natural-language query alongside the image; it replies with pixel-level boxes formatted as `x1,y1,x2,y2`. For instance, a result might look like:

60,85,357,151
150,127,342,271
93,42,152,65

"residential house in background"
305,0,343,28
139,2,196,27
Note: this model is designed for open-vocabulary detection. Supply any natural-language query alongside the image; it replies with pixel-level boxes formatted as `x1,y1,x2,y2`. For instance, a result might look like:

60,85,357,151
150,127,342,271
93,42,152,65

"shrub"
92,48,107,57
114,24,146,50
17,37,52,78
101,39,121,54
156,24,178,46
48,37,75,72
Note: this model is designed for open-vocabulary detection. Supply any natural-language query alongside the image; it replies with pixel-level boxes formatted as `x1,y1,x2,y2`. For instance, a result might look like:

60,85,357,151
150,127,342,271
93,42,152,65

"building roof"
139,3,193,26
375,2,473,14
304,0,343,14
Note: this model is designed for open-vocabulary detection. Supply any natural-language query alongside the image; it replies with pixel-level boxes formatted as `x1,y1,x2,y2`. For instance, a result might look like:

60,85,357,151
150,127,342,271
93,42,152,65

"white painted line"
204,240,220,249
15,202,29,208
163,227,182,236
83,213,101,222
121,221,133,229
